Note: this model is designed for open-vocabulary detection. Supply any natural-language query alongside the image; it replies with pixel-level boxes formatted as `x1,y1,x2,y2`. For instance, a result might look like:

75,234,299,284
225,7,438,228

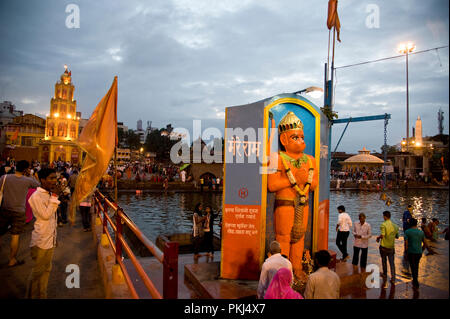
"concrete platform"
184,261,258,299
183,254,370,299
0,211,104,299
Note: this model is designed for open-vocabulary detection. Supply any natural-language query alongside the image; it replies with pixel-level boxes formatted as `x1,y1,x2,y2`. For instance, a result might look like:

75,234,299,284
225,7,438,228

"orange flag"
11,128,20,142
327,0,341,42
69,77,118,223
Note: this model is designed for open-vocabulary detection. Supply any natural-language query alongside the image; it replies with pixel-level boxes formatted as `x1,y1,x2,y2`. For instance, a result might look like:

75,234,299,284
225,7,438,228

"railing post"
102,201,108,234
163,241,179,299
115,209,123,261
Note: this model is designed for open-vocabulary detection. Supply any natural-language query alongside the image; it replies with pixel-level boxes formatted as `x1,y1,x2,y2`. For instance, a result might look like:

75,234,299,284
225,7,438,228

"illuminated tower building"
415,115,422,147
38,65,81,164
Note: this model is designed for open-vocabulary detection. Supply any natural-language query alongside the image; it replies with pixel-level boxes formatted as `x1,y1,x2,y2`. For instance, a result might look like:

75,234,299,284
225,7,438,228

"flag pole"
114,76,118,203
114,146,118,203
327,29,331,74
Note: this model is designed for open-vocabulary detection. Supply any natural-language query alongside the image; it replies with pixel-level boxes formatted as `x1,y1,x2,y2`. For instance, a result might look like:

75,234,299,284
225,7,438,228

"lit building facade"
1,114,46,162
38,66,81,164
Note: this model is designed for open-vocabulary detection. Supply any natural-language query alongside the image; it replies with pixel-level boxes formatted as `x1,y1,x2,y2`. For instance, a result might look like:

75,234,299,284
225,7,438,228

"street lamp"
292,86,324,99
398,42,415,151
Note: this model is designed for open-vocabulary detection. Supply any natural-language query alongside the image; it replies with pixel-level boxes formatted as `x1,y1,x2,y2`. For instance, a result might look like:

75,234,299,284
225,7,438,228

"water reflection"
117,191,223,242
117,189,448,243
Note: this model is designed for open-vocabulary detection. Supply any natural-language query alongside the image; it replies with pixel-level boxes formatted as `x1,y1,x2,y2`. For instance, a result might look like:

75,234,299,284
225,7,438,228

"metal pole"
163,241,179,299
383,114,388,191
406,51,409,151
114,146,118,203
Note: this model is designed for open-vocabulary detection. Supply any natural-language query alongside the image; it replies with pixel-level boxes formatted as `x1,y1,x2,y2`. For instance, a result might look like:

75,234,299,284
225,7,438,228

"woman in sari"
264,267,303,299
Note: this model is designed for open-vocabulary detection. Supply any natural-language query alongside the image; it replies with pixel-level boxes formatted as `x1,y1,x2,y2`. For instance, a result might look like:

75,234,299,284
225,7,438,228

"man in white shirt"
304,250,340,299
352,213,371,269
257,241,292,299
336,205,352,261
26,168,60,299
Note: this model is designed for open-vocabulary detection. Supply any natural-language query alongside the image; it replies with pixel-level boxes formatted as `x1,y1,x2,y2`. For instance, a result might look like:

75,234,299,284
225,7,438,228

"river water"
117,189,449,243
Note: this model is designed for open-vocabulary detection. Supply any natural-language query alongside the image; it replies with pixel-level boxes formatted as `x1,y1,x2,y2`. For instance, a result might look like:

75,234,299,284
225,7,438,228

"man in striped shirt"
352,213,371,269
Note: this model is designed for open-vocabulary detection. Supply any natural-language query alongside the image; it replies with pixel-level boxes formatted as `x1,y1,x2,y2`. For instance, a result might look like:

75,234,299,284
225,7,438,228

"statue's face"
280,128,306,153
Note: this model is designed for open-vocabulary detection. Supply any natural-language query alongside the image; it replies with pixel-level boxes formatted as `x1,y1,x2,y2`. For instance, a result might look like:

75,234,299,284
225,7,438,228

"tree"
145,127,180,160
125,129,141,150
380,144,399,155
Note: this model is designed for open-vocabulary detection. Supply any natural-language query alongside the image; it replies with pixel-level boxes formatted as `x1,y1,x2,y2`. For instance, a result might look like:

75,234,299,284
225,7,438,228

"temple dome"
343,147,384,164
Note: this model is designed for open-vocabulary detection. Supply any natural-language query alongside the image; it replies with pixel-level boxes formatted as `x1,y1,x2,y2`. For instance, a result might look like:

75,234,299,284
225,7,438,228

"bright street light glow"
398,42,415,54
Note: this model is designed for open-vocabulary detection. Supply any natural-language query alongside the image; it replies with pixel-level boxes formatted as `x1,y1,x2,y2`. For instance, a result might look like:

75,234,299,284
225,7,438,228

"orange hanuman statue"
267,111,318,278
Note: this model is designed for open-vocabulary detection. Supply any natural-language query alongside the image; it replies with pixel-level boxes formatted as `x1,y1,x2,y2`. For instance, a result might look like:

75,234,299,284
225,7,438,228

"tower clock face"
64,79,69,85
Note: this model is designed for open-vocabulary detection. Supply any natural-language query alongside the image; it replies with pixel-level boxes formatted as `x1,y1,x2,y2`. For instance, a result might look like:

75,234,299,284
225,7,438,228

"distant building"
118,121,128,133
1,114,46,162
134,119,145,144
78,117,89,135
0,101,24,153
116,148,131,164
395,115,448,179
144,121,158,142
340,147,385,171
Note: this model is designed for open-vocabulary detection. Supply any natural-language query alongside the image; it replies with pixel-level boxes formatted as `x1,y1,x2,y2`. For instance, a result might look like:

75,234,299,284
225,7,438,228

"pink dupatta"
264,268,303,299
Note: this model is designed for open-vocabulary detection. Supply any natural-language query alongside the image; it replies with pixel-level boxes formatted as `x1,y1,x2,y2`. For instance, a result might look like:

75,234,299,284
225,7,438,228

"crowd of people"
331,168,447,185
0,159,94,298
335,204,445,290
331,169,390,182
115,162,190,183
255,204,447,299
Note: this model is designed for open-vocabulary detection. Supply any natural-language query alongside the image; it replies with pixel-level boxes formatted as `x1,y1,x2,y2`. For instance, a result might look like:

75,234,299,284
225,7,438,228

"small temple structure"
38,65,81,164
340,147,384,171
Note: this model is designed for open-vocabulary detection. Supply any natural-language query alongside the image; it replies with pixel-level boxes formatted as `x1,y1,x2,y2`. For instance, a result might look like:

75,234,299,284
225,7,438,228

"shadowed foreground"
0,211,104,299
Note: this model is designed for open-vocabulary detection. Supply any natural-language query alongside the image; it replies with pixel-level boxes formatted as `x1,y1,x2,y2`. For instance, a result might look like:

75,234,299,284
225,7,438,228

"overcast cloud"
0,0,448,153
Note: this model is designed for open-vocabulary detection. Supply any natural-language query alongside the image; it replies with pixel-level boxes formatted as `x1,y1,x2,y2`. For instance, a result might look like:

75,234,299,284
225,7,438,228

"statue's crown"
278,111,304,133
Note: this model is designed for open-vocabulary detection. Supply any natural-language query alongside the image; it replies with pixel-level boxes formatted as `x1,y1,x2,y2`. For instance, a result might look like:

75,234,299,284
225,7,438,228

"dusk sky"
0,0,448,154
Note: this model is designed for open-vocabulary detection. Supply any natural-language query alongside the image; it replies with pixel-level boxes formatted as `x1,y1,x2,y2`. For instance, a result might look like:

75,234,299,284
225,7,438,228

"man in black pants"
404,218,431,289
336,205,353,261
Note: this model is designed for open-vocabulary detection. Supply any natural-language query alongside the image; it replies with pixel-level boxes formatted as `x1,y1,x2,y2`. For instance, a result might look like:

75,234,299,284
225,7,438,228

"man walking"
401,205,413,275
352,213,371,270
376,210,399,288
257,241,292,299
336,205,352,261
405,218,430,289
26,168,60,298
0,160,40,267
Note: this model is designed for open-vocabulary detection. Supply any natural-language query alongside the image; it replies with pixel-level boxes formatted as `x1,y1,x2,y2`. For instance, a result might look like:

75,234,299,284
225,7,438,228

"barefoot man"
268,111,318,279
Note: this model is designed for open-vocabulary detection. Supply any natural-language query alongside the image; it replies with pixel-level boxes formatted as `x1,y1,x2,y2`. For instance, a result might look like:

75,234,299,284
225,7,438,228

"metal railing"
93,190,179,299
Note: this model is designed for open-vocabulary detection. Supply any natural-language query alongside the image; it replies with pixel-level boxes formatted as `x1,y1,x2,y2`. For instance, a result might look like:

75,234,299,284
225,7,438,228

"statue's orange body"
268,128,318,278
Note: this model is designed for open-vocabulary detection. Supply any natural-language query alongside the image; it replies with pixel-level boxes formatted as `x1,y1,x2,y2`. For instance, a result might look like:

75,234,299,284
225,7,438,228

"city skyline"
0,0,448,153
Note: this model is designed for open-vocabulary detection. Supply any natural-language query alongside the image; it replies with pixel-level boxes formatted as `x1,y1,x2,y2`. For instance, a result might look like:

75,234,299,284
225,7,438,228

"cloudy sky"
0,0,448,153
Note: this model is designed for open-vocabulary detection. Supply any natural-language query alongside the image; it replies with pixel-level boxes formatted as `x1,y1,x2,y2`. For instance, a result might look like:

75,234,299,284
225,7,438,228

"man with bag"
0,160,40,267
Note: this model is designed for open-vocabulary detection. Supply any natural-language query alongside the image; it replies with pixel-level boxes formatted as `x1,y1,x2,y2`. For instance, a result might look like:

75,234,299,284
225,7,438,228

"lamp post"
398,42,415,151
